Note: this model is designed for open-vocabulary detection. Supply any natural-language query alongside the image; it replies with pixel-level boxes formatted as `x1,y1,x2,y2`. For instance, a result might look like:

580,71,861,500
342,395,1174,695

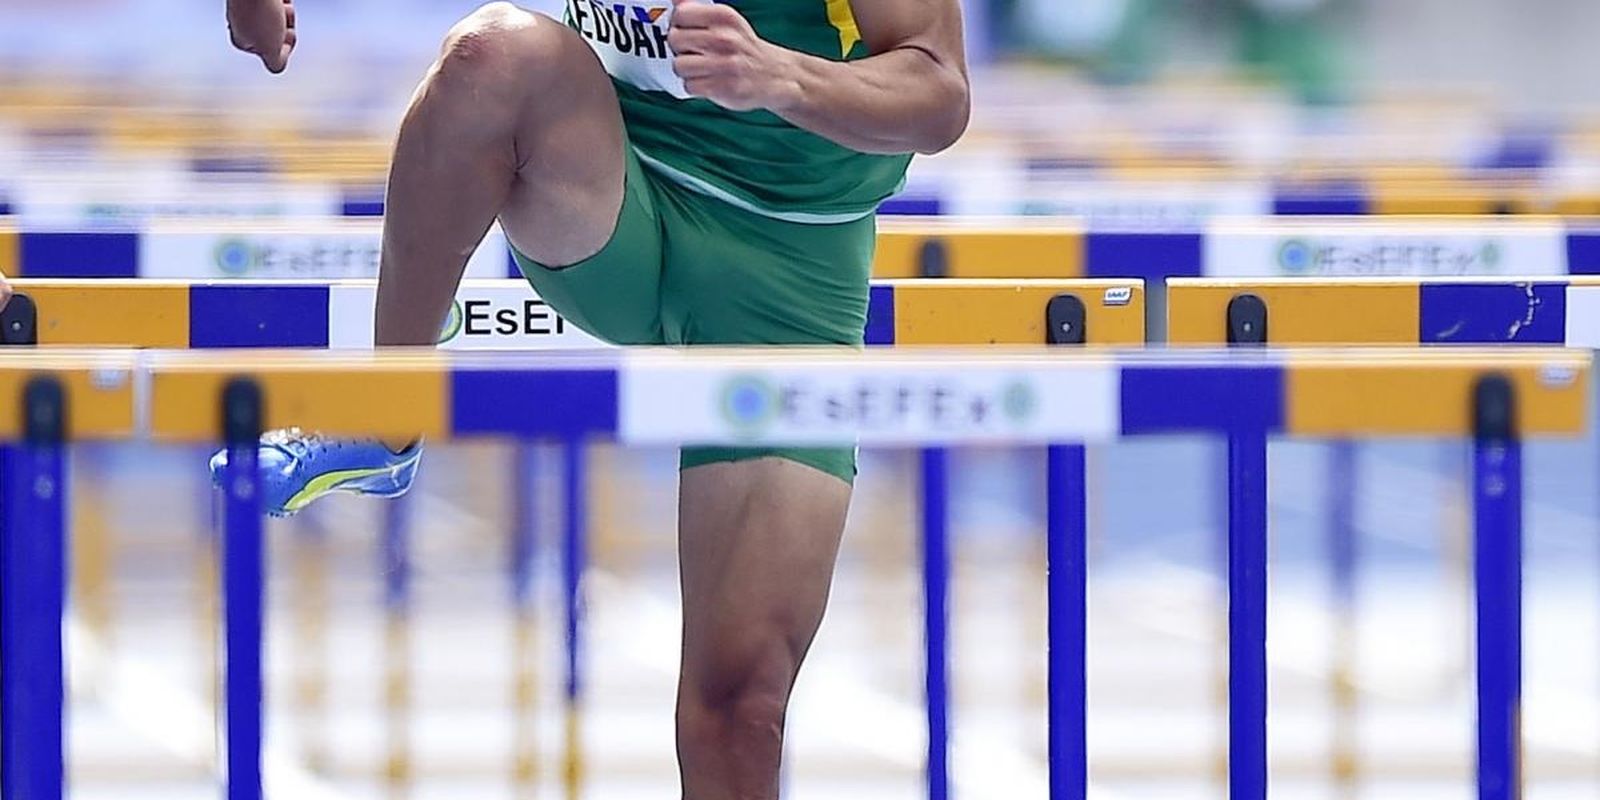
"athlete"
220,0,967,794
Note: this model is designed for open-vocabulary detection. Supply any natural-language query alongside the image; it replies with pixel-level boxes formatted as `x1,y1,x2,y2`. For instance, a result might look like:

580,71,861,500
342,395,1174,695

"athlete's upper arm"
850,0,968,79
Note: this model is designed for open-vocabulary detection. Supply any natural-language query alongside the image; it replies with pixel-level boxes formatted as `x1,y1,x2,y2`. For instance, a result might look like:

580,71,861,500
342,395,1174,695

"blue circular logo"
437,300,464,343
1276,239,1314,275
720,375,776,433
1002,381,1037,422
214,238,257,276
1479,241,1502,270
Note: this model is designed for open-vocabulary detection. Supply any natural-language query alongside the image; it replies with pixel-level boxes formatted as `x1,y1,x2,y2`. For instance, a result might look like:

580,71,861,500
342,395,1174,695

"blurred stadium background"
4,1,1600,799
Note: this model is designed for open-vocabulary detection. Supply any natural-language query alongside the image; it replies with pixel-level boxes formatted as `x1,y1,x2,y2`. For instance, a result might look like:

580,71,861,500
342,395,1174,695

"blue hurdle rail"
1,377,68,800
382,490,414,791
1227,429,1270,800
219,379,265,799
920,449,951,800
510,442,542,792
1473,377,1522,800
1045,445,1088,799
561,439,587,797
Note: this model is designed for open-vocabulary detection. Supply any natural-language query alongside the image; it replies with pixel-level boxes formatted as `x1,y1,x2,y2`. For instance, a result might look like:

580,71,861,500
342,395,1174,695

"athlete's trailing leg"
676,458,852,800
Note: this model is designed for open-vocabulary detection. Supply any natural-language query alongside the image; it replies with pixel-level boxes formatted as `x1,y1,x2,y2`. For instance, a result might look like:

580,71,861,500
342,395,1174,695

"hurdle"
19,214,1598,359
1165,276,1600,347
1167,274,1600,794
0,277,1147,349
6,216,1598,286
0,276,1144,797
0,345,1587,800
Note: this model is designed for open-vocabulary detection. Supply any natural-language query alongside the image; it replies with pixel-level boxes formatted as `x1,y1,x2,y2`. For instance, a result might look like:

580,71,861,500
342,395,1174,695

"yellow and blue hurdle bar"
12,216,1600,281
1,343,1589,800
0,277,1143,800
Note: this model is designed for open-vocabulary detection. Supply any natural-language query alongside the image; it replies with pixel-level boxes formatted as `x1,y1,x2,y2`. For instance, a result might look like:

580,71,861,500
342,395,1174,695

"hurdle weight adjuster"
222,378,265,447
917,237,950,279
1472,373,1516,443
1226,293,1268,346
22,375,66,446
0,293,38,346
1045,294,1087,345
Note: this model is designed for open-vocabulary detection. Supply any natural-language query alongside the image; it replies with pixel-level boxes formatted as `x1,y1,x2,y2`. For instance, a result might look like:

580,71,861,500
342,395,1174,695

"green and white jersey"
566,0,912,223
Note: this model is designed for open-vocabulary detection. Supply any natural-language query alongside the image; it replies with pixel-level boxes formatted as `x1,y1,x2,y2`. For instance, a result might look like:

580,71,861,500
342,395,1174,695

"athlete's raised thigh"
450,3,627,267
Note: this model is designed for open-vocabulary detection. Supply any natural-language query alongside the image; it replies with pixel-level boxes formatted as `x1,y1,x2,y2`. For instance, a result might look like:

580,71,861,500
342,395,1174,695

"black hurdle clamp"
221,378,265,447
1226,293,1268,346
1,293,38,346
917,237,950,279
22,375,67,446
1045,294,1087,345
1472,373,1516,443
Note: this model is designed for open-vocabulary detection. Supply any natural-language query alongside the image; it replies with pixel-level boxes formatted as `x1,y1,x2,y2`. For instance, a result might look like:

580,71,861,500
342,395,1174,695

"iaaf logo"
1275,238,1503,276
437,297,570,344
718,374,1038,437
213,236,381,278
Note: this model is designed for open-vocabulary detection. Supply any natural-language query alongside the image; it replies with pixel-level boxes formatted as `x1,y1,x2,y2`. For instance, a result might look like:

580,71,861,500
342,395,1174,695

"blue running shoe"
210,428,423,517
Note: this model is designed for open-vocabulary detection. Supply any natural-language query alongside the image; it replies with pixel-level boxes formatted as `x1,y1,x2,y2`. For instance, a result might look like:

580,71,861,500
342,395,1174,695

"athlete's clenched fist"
227,0,297,73
668,0,796,112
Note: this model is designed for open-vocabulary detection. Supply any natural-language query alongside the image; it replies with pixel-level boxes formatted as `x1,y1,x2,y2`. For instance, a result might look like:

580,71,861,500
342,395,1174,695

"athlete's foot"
209,428,423,517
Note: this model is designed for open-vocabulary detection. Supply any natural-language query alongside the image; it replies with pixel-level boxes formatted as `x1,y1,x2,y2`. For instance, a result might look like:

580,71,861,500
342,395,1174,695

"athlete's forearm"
765,45,969,156
666,0,968,155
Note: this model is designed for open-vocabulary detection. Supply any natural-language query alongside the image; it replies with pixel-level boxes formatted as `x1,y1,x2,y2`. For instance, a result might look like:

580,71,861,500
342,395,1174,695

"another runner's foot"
209,428,422,517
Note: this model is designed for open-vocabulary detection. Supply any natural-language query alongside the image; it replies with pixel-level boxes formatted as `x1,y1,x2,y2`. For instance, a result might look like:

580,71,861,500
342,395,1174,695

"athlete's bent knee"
437,3,569,93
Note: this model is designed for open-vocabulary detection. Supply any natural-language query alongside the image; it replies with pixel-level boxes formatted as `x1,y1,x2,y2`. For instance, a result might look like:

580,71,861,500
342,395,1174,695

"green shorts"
511,144,875,484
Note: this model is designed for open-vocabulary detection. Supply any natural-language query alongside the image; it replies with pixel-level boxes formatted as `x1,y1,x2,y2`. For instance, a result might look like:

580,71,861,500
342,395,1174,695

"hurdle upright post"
1472,374,1522,800
1,375,69,800
1042,284,1091,799
562,439,588,800
219,378,266,800
916,242,951,800
383,493,415,798
1045,444,1087,799
290,509,332,774
1327,440,1360,791
920,447,951,800
511,442,541,798
1227,425,1269,800
1219,294,1271,799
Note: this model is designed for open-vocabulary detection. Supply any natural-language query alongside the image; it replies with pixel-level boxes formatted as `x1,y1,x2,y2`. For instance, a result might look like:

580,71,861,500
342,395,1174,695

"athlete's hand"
227,0,297,74
668,0,797,112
